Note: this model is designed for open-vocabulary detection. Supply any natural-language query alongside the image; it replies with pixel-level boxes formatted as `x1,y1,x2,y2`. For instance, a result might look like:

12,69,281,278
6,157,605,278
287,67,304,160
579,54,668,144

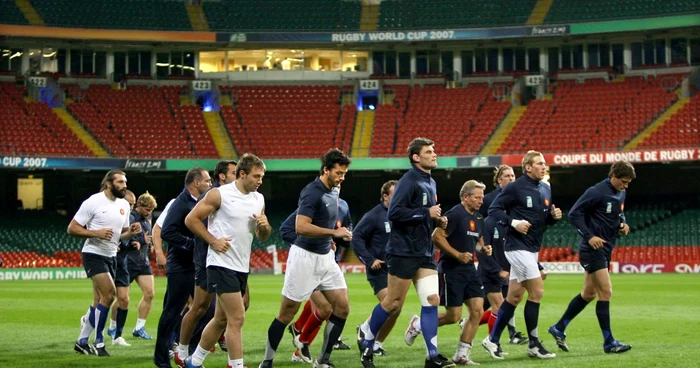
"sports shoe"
184,356,202,368
405,315,421,346
107,327,117,339
509,331,529,345
527,339,556,359
258,360,273,368
452,351,479,365
425,354,457,367
547,325,569,352
288,324,301,348
112,336,131,347
481,336,504,360
360,347,375,368
373,346,388,356
94,342,110,357
74,341,96,355
312,360,335,368
294,336,312,364
356,324,365,351
219,334,228,352
604,340,631,354
133,327,153,340
291,350,309,364
174,351,187,368
333,337,351,350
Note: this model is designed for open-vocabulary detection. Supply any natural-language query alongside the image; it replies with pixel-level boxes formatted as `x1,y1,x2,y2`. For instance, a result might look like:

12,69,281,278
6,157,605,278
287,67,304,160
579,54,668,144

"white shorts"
504,250,541,283
282,245,347,302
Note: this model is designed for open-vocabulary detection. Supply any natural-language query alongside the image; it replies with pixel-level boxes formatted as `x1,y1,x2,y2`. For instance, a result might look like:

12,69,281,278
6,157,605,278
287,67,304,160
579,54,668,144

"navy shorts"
367,267,388,295
194,263,208,290
82,252,116,280
480,272,508,294
114,256,129,287
579,249,611,273
207,266,248,294
387,254,436,280
439,269,484,307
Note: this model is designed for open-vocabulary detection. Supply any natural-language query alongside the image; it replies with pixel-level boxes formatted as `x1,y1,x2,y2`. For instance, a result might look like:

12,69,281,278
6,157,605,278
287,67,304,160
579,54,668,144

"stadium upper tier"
1,0,697,31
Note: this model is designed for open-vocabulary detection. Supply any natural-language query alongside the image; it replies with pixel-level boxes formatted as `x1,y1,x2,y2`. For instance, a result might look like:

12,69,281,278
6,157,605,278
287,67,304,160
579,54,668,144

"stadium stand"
66,84,218,158
0,0,29,25
544,0,700,24
498,77,679,153
0,82,93,157
219,85,351,158
637,93,700,148
203,0,361,31
377,0,536,30
370,84,509,156
30,0,191,30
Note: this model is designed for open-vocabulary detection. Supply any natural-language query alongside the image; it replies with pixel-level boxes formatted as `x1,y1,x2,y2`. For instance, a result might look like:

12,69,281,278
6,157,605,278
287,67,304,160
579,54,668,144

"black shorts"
387,254,436,280
579,249,610,273
480,272,508,294
127,262,153,282
207,266,248,295
367,268,388,295
194,263,208,290
439,270,484,307
82,252,117,280
114,256,129,287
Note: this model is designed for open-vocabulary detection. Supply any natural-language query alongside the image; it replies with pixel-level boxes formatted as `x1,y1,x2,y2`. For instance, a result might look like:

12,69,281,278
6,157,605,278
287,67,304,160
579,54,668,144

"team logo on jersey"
494,228,500,239
336,219,342,229
544,198,550,206
422,193,428,205
384,221,391,233
120,209,125,215
606,202,612,213
621,203,624,211
526,196,533,208
469,220,476,231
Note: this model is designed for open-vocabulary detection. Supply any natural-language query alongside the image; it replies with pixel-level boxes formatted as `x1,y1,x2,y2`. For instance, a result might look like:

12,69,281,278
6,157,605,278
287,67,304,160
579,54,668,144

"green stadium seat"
0,0,29,25
545,0,700,24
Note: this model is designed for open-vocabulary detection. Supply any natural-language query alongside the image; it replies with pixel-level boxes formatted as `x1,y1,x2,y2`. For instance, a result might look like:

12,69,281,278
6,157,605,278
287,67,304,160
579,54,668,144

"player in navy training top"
261,149,352,368
476,165,527,345
360,137,456,368
353,180,398,356
548,161,635,355
410,180,493,365
482,151,562,360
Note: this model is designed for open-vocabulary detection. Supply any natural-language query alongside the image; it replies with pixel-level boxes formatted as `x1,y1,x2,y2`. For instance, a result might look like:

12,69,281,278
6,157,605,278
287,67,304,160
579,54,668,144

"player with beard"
69,169,143,357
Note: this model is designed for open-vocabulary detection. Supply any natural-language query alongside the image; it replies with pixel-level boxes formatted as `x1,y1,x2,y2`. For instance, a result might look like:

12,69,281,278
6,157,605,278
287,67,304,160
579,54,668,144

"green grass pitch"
0,273,699,367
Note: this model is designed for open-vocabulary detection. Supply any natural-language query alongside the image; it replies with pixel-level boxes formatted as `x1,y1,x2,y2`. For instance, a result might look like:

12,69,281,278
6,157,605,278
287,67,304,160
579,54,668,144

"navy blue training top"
569,178,627,254
479,215,510,275
119,209,153,268
386,166,438,258
294,177,339,255
438,204,483,273
161,188,197,274
351,202,390,269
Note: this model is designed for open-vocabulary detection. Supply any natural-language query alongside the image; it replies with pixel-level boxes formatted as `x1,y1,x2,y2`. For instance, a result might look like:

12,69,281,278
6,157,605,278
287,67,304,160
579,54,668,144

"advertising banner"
0,268,87,281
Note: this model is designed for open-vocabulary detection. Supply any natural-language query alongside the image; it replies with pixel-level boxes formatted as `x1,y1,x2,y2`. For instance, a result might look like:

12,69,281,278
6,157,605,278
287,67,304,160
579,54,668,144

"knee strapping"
415,274,439,307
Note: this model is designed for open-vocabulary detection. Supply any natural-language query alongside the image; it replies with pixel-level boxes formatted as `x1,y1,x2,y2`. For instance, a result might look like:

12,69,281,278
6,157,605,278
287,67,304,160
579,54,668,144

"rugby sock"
507,317,517,337
178,344,189,359
306,320,323,346
363,304,390,349
596,301,614,345
135,318,147,331
479,312,490,326
94,303,110,344
115,307,128,338
524,300,540,343
421,306,439,359
489,301,515,343
318,314,346,363
294,300,313,332
373,341,383,350
78,305,96,344
228,358,244,368
109,319,117,330
487,311,497,333
555,294,590,332
300,311,324,344
263,318,286,361
190,345,210,366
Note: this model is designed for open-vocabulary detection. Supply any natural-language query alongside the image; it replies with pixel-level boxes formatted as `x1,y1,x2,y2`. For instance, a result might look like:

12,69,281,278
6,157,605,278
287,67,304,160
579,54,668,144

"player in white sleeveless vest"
184,154,271,368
